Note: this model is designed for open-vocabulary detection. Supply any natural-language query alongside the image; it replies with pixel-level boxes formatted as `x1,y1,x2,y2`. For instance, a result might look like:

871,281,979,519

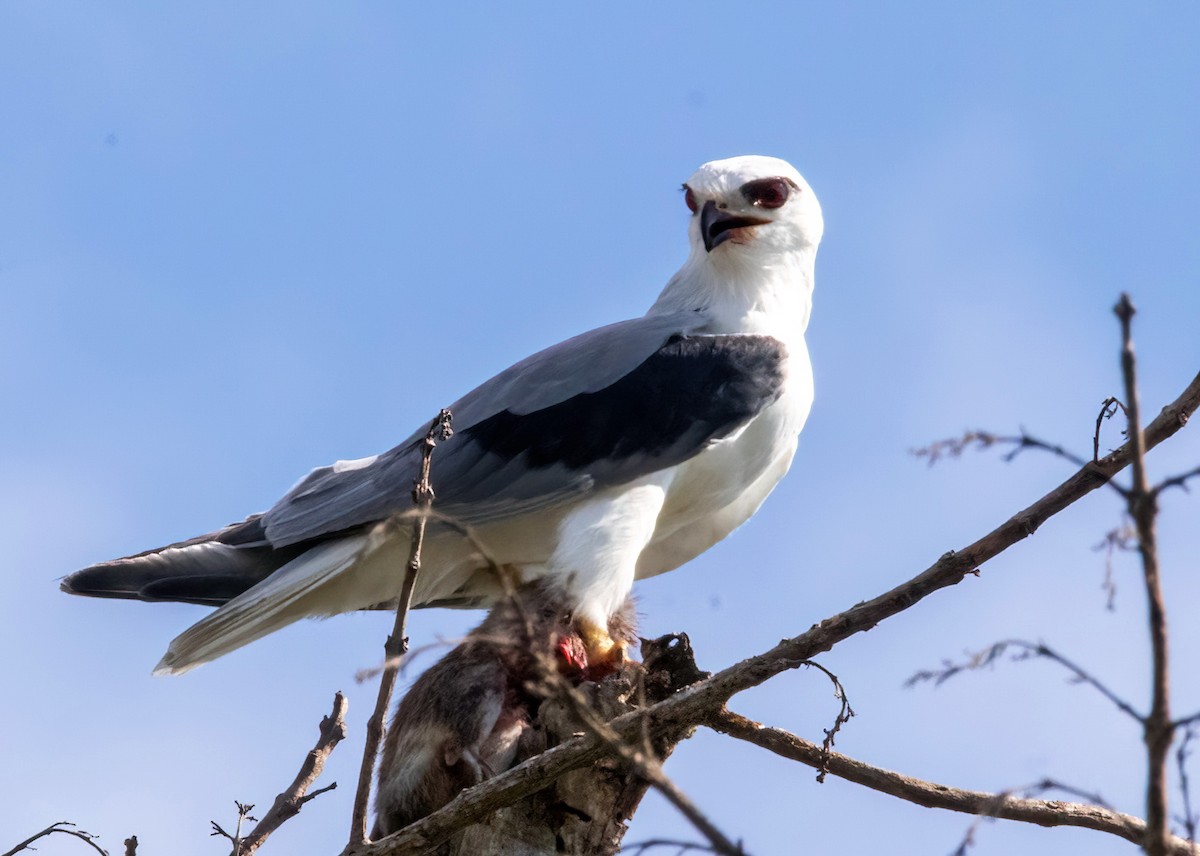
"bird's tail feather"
153,537,367,675
60,516,299,607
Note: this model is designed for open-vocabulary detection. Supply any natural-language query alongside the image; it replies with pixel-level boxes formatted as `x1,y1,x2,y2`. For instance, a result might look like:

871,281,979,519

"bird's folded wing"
262,311,788,547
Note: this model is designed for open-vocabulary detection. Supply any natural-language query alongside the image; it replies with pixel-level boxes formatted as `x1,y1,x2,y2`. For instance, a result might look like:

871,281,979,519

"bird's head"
682,155,823,260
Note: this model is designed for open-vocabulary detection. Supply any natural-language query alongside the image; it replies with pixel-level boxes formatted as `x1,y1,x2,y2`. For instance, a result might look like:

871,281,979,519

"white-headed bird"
62,155,823,676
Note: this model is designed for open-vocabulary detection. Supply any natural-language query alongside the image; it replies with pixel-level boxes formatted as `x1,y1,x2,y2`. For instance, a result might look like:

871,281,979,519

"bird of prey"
62,154,824,675
372,584,636,837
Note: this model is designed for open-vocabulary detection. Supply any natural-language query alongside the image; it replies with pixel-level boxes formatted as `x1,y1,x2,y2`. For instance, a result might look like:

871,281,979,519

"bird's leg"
576,617,627,680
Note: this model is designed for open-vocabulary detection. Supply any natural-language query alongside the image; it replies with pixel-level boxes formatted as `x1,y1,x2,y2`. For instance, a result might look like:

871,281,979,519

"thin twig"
622,840,721,855
2,823,110,856
211,801,257,854
1095,396,1128,463
1094,522,1137,611
1174,725,1199,851
913,429,1128,497
353,636,461,683
349,409,453,846
352,367,1200,856
911,430,1010,466
799,660,855,782
1154,465,1200,498
1116,294,1173,856
234,692,348,855
907,639,1145,724
707,710,1199,854
995,431,1089,468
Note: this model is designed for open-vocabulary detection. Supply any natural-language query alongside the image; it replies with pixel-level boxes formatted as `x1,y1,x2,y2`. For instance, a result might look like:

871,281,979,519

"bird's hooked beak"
701,200,771,253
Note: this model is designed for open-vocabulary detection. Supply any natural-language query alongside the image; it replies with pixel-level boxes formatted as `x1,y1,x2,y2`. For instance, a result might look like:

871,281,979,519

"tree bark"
419,634,707,856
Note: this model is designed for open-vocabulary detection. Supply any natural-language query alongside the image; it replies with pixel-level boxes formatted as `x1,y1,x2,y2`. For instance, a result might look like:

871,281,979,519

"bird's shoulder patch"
463,334,788,470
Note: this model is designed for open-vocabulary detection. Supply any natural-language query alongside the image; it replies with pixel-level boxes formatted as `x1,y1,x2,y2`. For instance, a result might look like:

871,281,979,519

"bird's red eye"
741,177,793,209
683,185,698,214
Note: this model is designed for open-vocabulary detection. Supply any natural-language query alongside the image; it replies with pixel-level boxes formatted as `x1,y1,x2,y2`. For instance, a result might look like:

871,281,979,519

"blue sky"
3,4,1199,854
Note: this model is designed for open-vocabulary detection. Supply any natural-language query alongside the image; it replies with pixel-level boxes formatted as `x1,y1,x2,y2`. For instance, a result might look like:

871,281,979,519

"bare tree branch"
351,368,1200,856
349,409,453,846
549,675,745,856
234,692,348,855
913,429,1131,498
707,710,1198,854
1116,294,1173,856
210,801,257,853
3,822,110,856
907,639,1144,724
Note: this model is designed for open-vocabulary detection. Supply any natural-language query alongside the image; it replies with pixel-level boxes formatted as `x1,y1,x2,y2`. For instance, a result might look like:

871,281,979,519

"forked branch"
707,710,1198,855
353,365,1200,855
1116,295,1174,856
235,692,348,855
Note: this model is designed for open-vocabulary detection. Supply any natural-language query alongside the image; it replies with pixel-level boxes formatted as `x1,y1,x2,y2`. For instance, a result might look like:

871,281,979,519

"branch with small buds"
349,410,453,846
708,710,1199,854
907,638,1144,724
211,802,257,854
2,823,112,856
232,692,347,855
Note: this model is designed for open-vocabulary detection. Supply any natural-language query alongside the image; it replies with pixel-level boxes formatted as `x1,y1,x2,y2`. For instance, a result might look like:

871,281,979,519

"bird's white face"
682,155,823,259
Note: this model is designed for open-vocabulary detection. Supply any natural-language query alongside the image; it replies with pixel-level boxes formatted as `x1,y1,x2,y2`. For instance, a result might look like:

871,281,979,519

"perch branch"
546,671,745,856
354,367,1200,855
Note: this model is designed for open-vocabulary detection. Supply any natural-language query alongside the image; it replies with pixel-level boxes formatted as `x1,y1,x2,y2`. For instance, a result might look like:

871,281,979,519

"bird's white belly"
636,371,812,580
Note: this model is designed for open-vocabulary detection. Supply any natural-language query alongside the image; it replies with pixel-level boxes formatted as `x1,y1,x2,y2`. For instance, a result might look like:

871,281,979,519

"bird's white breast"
636,337,813,579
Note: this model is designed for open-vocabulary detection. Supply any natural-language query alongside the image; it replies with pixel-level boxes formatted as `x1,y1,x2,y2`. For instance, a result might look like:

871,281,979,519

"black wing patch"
463,335,788,472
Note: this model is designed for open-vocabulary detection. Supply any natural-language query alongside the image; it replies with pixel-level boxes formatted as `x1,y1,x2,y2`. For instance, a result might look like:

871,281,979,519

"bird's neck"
648,246,816,345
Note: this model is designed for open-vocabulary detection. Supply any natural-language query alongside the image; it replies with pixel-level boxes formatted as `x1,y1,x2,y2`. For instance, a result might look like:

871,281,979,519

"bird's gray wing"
262,311,789,547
